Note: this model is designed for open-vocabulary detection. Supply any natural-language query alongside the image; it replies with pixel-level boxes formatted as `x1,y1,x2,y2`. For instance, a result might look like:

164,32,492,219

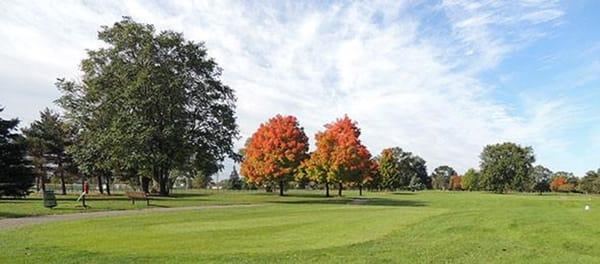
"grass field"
1,190,600,263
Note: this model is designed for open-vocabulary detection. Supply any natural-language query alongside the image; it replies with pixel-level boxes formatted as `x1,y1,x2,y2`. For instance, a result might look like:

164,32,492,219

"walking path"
0,204,262,231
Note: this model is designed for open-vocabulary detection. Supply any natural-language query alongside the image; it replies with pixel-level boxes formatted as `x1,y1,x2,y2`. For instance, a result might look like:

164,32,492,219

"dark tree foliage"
431,165,456,190
480,142,535,193
56,18,238,195
0,108,34,197
377,147,428,190
531,165,552,194
579,169,600,194
22,109,75,195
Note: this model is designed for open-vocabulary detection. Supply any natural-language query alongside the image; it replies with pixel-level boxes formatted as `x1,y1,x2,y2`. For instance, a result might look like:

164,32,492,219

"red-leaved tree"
240,115,308,196
550,176,567,192
304,116,372,196
450,175,462,191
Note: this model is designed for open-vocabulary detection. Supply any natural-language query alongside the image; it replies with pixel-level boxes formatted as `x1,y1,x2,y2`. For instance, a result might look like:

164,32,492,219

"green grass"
2,190,600,263
0,190,286,218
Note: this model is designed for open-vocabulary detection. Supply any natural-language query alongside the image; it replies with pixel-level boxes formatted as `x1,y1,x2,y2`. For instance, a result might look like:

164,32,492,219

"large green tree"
480,142,535,193
0,108,34,197
431,165,456,190
57,18,238,195
22,109,75,195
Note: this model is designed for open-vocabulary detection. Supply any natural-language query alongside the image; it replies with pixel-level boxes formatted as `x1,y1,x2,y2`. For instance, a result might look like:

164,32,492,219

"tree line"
1,18,599,198
239,115,600,196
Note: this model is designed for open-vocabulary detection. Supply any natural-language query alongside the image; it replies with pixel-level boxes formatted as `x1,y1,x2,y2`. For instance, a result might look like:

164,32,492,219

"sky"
0,0,599,179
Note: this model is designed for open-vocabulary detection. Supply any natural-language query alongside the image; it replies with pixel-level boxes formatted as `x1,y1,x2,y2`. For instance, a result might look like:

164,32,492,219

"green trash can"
43,190,57,208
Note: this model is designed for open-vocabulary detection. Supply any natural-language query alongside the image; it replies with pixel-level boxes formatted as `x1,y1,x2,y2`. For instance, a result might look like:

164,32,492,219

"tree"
398,152,429,190
431,165,456,190
377,148,401,190
304,116,372,196
531,165,552,194
0,108,34,197
578,169,600,194
408,175,425,191
56,18,238,195
461,168,480,191
22,109,75,195
377,147,428,191
450,175,462,190
191,173,213,189
480,142,535,193
240,115,308,196
550,171,576,193
225,166,242,190
550,176,568,192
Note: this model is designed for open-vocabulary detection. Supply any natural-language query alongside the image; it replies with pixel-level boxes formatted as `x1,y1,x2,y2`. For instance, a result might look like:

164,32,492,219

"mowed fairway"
1,191,600,263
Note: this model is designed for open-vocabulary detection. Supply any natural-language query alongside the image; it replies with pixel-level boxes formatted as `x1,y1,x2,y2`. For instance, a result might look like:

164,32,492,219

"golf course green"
1,191,599,263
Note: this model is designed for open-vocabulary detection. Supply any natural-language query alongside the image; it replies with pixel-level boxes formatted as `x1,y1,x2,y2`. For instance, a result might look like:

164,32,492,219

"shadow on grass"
13,196,130,202
164,193,210,199
0,211,31,218
270,197,427,207
253,192,333,198
389,192,417,195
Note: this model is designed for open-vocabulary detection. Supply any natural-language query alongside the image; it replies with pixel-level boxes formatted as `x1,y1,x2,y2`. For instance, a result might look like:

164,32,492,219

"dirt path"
0,204,263,231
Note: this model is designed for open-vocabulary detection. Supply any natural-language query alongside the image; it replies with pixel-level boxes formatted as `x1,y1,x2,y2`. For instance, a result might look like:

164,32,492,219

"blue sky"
0,0,598,178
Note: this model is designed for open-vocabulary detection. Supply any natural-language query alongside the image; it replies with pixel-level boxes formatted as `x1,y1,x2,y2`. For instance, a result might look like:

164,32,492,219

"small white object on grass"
585,204,590,211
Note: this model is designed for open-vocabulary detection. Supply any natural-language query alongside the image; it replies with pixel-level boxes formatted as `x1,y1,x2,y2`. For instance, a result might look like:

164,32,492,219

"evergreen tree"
0,108,34,197
22,109,75,195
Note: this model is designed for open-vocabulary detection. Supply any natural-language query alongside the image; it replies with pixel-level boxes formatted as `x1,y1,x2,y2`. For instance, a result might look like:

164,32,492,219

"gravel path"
0,204,262,231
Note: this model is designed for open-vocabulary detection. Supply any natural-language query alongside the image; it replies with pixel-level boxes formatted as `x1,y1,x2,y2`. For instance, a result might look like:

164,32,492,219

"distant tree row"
238,115,600,196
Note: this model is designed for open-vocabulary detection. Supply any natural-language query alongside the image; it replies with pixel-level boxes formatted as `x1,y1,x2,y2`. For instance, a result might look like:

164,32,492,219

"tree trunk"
36,176,40,192
158,167,169,196
97,175,104,194
359,184,363,196
141,177,150,193
159,177,168,196
60,172,66,195
325,181,330,197
279,180,284,196
338,182,343,197
105,175,111,195
59,162,66,195
40,175,46,192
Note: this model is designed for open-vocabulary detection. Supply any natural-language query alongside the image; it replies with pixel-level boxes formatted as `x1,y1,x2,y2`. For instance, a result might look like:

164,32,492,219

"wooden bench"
125,191,150,206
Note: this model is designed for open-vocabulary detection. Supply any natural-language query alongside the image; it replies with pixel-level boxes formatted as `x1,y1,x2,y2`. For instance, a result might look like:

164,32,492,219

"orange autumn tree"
550,176,567,192
450,175,462,190
240,115,308,196
304,116,372,197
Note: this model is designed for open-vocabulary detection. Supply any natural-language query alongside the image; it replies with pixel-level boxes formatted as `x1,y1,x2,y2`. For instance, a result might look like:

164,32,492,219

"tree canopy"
531,165,552,194
0,108,34,197
461,168,480,191
240,115,308,196
303,116,372,196
56,18,238,195
431,165,456,190
480,142,535,193
22,108,74,195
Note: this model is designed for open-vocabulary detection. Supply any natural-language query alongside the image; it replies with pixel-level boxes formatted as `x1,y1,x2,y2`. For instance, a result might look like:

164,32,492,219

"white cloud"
1,0,586,177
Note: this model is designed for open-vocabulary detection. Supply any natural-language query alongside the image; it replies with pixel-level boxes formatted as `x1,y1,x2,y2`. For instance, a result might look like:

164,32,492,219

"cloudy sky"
1,0,599,178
